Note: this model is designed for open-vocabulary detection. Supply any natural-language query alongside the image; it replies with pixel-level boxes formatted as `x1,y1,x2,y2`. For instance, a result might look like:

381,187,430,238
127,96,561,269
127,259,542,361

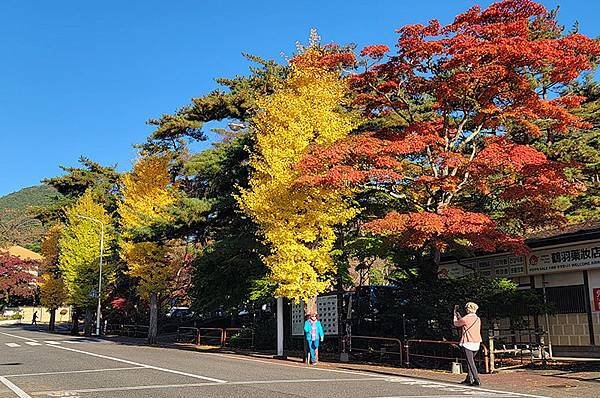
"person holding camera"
453,302,482,386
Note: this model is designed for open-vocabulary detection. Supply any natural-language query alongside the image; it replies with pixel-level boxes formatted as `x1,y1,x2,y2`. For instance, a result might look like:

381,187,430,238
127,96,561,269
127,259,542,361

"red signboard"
594,288,600,312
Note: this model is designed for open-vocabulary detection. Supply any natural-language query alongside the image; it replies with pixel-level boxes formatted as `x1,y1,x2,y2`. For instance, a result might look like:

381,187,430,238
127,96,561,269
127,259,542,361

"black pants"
463,347,480,383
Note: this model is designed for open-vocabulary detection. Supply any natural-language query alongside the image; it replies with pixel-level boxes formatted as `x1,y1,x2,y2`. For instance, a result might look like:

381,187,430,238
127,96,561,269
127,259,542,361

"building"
439,221,600,357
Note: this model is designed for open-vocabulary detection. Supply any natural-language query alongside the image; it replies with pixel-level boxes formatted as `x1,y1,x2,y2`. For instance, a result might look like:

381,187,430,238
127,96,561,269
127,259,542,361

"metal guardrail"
121,324,149,337
177,326,200,344
223,328,254,348
175,327,255,348
347,335,403,364
488,329,548,372
405,339,490,374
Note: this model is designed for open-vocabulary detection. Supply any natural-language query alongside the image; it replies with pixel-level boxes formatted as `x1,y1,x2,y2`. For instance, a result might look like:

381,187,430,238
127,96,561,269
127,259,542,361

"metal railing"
121,324,149,337
176,326,200,344
405,339,490,374
346,335,403,365
488,329,548,372
175,327,255,348
223,328,254,348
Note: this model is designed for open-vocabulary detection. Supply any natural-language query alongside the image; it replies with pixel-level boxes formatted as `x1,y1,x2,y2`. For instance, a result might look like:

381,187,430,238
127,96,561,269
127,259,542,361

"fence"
488,329,548,372
346,335,403,365
175,327,255,348
405,339,490,374
120,324,150,337
223,328,254,348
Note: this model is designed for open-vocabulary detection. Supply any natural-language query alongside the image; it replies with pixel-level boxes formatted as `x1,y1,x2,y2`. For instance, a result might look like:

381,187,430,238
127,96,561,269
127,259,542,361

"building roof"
0,245,43,261
526,221,600,248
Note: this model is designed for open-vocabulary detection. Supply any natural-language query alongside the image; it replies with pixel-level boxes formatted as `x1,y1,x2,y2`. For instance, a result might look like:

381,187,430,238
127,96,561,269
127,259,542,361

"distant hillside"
0,185,63,251
0,185,62,211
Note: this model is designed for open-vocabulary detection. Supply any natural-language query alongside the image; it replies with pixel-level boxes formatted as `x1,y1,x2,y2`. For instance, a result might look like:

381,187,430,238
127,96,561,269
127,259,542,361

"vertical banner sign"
593,288,600,312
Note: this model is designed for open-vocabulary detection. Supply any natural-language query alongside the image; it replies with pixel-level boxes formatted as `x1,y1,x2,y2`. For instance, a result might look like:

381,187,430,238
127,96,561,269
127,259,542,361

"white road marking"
0,376,32,398
201,353,550,398
6,366,145,378
0,332,38,342
206,352,385,379
24,342,42,346
44,341,61,345
5,343,21,347
47,344,226,383
30,378,385,396
379,377,549,398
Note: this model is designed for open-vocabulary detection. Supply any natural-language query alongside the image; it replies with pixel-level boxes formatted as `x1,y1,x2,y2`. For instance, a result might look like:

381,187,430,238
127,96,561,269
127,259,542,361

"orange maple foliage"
298,0,600,270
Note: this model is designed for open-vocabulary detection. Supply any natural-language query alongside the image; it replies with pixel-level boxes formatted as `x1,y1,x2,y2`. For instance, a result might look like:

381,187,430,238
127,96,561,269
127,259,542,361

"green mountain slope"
0,185,63,250
0,185,61,211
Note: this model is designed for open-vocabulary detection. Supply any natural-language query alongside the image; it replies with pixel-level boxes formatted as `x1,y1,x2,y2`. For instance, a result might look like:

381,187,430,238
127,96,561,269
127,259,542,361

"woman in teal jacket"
304,313,324,365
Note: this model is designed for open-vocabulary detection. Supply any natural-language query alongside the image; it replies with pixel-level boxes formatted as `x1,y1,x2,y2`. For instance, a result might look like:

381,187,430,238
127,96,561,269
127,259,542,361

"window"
544,285,587,314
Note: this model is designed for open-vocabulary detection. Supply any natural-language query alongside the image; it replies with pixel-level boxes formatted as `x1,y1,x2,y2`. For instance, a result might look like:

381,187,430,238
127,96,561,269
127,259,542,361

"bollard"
488,333,495,373
451,361,462,374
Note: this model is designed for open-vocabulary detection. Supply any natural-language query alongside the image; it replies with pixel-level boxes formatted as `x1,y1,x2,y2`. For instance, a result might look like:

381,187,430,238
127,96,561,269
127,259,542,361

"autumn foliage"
0,254,37,305
238,46,358,302
298,0,600,274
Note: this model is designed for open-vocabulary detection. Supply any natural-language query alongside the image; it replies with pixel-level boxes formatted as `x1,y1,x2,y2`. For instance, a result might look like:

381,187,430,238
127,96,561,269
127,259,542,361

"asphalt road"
0,326,549,398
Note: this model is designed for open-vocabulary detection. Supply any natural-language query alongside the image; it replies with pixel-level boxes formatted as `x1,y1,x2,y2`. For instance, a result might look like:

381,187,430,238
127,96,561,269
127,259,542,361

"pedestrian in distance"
304,312,324,365
453,302,482,386
31,311,38,325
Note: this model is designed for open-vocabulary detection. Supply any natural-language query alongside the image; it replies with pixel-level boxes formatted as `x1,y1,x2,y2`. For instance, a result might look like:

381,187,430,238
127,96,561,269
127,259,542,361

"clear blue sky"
0,0,598,196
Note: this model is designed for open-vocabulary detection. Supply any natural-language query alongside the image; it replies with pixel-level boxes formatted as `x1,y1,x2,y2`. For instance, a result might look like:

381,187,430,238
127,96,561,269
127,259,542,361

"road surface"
0,326,549,398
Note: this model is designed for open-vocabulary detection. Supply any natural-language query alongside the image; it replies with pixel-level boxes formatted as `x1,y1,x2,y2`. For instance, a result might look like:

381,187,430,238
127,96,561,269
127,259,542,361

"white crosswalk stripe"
2,339,104,349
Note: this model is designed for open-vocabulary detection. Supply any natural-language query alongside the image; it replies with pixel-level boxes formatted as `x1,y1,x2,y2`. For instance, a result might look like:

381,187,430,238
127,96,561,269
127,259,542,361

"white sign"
527,240,600,275
291,294,339,336
439,254,525,279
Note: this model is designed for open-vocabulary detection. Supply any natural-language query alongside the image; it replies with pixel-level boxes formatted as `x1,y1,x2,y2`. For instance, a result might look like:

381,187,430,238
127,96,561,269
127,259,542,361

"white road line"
0,332,37,342
44,341,61,345
201,353,549,398
5,366,145,378
5,343,21,348
205,352,385,379
24,342,42,346
0,376,32,398
380,377,549,398
30,378,385,396
47,344,226,383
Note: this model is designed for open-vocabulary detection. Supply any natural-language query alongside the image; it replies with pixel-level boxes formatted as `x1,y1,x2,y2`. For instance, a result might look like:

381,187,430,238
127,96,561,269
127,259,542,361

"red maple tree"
0,254,38,305
298,0,600,277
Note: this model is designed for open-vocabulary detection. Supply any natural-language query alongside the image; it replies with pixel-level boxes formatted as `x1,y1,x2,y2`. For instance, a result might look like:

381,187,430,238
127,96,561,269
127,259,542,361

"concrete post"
274,297,286,359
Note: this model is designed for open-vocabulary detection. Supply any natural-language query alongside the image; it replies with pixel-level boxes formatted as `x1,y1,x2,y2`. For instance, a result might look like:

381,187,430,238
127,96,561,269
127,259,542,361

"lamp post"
76,214,104,336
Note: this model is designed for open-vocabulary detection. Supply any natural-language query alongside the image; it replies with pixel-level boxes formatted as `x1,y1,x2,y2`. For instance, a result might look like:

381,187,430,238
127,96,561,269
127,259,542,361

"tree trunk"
70,308,80,335
48,309,56,332
148,293,158,345
84,307,93,336
422,245,442,282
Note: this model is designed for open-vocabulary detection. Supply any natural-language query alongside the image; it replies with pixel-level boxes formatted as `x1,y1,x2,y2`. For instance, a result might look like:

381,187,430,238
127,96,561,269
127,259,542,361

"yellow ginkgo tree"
39,224,68,332
238,48,358,304
59,190,114,336
118,155,178,344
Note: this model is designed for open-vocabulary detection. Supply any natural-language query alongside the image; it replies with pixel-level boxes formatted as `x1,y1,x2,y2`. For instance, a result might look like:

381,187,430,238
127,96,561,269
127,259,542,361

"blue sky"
0,0,598,196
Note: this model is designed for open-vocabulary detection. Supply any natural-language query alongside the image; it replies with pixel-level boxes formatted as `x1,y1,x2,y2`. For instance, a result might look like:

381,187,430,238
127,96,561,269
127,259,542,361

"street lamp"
76,214,104,336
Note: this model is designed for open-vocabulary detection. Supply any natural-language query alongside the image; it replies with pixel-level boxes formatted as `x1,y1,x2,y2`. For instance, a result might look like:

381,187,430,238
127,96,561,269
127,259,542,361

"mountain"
0,185,63,251
0,185,61,211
